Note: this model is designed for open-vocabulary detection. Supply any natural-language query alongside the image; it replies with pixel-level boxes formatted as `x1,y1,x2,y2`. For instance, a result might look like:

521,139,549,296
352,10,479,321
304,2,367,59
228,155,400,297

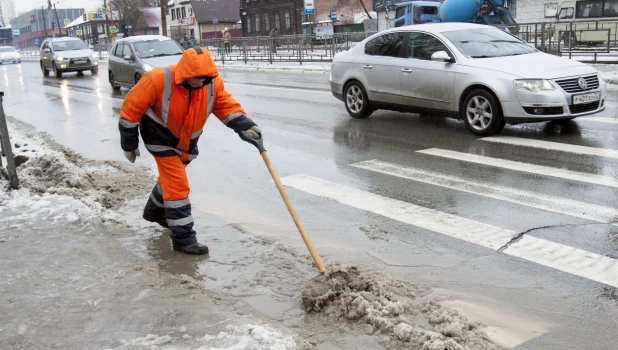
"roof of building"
64,11,121,28
138,7,161,28
189,0,240,23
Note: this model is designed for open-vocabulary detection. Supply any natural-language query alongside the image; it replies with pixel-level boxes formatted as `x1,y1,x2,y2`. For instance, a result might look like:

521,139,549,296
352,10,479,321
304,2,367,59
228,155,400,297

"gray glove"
241,126,262,140
124,149,140,163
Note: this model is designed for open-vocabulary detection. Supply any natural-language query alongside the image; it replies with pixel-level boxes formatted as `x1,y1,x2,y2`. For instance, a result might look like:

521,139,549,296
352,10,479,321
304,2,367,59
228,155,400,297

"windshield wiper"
150,53,172,57
470,55,493,58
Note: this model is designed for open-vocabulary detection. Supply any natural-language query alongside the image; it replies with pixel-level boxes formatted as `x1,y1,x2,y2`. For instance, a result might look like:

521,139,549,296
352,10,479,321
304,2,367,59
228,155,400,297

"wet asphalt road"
2,61,618,349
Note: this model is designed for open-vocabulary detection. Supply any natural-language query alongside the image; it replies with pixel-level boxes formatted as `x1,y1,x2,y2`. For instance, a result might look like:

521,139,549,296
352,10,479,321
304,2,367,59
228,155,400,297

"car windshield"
0,47,16,52
132,40,184,59
442,28,537,58
53,40,87,51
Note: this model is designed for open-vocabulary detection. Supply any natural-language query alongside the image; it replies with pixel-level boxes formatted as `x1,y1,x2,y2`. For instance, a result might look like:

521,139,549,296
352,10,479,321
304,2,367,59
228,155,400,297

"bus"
555,0,618,45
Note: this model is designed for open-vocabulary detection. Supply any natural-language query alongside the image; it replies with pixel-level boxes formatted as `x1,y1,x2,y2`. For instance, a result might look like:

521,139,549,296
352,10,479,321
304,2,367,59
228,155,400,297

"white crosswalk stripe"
417,148,618,188
281,174,618,288
480,136,618,159
352,159,618,223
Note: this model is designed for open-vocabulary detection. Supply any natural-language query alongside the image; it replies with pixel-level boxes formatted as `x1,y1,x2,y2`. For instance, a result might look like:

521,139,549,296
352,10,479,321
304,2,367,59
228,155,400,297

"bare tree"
105,0,155,34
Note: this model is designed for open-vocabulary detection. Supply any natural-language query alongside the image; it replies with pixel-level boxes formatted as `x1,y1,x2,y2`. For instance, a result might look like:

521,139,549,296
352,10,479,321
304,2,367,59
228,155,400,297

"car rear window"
364,33,404,58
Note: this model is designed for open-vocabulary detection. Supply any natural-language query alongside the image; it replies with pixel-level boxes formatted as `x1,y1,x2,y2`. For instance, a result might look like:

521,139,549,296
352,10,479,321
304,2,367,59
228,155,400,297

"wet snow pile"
118,324,307,350
1,120,153,222
302,266,503,350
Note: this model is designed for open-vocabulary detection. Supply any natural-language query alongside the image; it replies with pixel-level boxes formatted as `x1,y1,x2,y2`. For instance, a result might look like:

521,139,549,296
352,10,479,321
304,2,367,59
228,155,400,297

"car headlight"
91,53,98,59
142,63,153,72
56,57,66,61
514,79,556,92
0,55,4,59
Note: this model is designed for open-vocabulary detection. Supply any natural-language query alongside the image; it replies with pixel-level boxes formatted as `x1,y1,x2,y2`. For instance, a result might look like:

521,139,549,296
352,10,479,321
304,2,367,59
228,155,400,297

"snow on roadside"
115,324,303,350
0,119,154,224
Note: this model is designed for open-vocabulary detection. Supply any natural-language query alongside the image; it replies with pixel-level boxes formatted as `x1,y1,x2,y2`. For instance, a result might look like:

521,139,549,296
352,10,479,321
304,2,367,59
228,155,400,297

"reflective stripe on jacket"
118,46,248,162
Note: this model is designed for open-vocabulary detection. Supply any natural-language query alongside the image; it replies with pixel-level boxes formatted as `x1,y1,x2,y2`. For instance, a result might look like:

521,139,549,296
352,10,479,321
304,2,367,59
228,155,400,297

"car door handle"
401,68,413,73
363,65,373,69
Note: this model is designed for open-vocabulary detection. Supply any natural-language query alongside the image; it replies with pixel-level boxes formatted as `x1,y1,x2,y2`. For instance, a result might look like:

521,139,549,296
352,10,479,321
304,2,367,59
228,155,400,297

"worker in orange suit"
118,46,261,255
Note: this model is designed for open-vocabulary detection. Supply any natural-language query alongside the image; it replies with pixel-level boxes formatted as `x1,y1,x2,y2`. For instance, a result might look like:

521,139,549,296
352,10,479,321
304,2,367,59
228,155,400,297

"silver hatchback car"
40,37,98,78
108,35,184,90
330,23,607,136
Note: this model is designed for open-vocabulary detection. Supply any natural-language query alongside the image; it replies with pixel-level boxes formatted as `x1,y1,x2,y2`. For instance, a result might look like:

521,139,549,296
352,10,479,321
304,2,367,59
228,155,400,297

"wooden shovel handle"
261,151,326,272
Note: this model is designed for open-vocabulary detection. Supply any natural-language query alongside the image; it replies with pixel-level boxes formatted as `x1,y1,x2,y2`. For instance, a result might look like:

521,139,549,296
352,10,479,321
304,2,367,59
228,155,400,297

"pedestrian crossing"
280,136,618,289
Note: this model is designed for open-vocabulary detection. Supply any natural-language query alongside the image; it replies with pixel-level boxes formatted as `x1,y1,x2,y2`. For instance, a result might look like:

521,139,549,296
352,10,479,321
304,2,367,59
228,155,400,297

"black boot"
173,242,209,255
142,210,168,228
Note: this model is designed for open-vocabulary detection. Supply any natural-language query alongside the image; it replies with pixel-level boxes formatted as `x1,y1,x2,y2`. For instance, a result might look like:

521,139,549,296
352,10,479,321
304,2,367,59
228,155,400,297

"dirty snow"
302,266,503,350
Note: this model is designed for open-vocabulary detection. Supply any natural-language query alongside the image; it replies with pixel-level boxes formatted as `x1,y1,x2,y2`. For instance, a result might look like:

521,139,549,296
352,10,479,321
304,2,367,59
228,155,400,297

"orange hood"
173,47,218,85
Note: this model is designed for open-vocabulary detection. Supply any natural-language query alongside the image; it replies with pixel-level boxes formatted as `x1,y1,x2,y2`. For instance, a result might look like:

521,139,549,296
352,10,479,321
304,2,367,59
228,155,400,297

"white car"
330,23,607,136
0,46,21,64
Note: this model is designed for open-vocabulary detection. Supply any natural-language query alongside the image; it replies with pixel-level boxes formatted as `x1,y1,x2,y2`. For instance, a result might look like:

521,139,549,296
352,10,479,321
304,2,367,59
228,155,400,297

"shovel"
241,134,326,273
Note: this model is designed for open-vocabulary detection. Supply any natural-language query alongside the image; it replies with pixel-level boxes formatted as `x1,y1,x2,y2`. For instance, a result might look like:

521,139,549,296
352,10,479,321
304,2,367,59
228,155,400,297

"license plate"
573,92,600,105
74,60,87,64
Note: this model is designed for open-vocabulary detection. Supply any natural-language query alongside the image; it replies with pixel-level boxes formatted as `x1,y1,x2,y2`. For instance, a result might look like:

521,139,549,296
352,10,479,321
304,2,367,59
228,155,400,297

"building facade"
240,0,304,37
0,0,16,27
65,12,124,46
10,8,84,48
166,0,241,41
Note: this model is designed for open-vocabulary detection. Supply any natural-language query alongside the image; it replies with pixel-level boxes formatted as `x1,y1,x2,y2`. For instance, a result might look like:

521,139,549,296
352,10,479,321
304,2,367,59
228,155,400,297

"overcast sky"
16,0,101,15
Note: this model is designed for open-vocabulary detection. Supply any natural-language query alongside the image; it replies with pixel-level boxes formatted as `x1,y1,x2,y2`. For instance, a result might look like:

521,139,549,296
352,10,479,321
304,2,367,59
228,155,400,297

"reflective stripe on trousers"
152,155,197,246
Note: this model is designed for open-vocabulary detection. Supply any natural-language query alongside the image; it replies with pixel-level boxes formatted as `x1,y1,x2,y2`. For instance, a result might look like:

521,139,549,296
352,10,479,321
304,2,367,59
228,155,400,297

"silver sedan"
330,23,607,136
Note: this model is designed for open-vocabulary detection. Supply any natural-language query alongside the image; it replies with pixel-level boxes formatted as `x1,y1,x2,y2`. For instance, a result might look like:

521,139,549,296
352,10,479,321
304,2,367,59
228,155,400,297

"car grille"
69,57,91,67
569,102,599,114
554,75,599,93
523,106,564,115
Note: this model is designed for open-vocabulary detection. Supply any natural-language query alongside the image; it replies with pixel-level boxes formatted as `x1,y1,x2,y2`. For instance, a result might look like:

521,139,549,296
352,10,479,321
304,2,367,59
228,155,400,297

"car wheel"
91,67,98,75
135,73,142,84
344,81,373,119
462,89,505,136
41,61,49,77
53,62,62,78
109,71,121,91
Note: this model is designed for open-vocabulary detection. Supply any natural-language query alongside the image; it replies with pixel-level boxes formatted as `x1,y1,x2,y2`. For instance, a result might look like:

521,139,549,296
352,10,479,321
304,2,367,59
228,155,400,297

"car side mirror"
123,55,133,61
431,51,453,63
44,48,51,53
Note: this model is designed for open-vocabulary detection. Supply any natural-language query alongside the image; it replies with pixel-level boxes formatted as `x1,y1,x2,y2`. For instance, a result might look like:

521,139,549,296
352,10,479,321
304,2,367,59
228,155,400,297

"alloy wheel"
346,85,364,114
466,96,493,131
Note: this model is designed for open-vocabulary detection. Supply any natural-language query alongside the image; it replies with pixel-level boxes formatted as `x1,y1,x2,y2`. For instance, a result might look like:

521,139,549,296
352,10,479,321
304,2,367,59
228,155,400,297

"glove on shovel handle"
240,133,266,153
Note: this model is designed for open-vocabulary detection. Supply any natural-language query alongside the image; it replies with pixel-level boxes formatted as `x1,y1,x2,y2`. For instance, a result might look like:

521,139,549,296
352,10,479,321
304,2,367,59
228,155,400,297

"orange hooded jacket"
119,47,250,162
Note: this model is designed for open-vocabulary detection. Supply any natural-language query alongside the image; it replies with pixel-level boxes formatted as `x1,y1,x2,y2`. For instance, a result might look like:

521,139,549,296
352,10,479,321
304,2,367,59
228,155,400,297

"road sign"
76,29,83,35
64,18,70,25
213,17,218,25
125,25,132,29
110,26,118,34
330,10,337,21
101,8,109,16
35,38,40,45
12,29,19,38
304,0,315,14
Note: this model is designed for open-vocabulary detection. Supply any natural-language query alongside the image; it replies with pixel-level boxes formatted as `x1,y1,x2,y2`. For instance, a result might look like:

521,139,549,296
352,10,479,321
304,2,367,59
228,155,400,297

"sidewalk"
0,119,307,350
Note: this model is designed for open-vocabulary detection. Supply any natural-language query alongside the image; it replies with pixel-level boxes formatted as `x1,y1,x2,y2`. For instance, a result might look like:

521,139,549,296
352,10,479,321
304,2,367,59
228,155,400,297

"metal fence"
189,32,375,64
497,19,618,63
17,33,373,64
17,23,618,65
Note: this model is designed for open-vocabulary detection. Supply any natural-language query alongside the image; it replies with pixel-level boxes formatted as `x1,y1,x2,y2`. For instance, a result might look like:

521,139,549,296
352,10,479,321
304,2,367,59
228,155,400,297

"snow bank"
302,266,503,350
0,120,154,224
116,324,302,350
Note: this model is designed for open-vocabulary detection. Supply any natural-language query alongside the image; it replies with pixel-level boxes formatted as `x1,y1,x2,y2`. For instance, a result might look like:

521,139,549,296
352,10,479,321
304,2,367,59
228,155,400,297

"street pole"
53,4,63,36
160,1,167,36
47,0,55,38
103,0,110,44
41,6,48,37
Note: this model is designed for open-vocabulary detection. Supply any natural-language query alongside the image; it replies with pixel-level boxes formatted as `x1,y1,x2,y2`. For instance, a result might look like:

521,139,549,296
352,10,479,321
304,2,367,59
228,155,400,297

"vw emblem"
578,77,588,90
